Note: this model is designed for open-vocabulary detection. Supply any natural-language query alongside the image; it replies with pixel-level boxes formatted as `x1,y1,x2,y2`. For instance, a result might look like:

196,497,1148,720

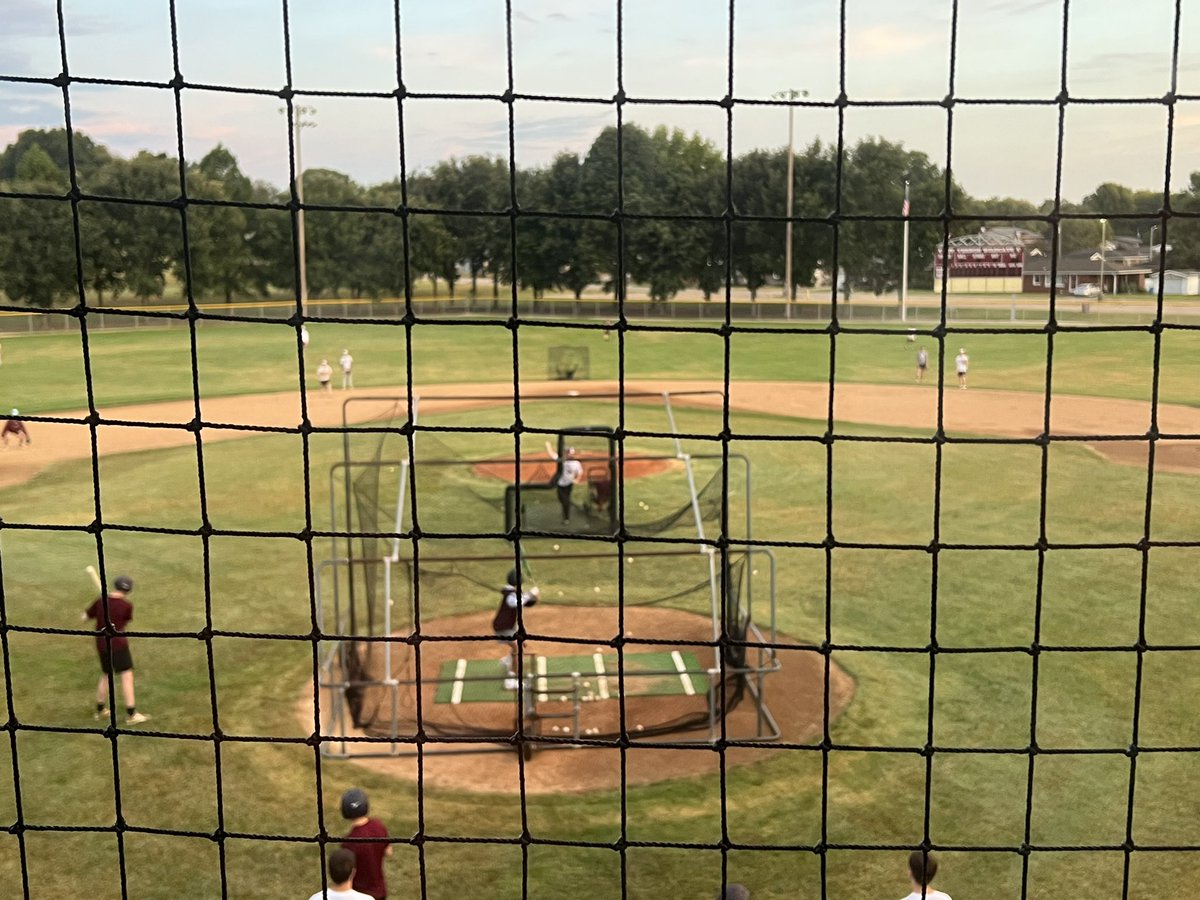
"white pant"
342,371,353,389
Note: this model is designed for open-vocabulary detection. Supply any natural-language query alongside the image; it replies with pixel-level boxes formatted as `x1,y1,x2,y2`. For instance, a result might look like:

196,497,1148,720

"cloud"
847,24,942,59
6,0,110,37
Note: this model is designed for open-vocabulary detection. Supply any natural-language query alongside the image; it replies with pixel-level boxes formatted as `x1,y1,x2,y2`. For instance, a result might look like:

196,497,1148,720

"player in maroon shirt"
339,788,391,900
1,409,30,448
83,575,149,725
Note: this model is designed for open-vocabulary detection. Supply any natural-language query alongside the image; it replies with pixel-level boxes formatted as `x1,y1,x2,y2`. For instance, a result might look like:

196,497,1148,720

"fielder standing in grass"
83,575,149,725
955,347,969,389
915,346,929,383
493,568,539,690
339,788,390,900
317,359,333,392
339,348,354,389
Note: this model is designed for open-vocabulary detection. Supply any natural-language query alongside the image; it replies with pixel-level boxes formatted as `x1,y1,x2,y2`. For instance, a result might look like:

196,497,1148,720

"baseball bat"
85,565,103,593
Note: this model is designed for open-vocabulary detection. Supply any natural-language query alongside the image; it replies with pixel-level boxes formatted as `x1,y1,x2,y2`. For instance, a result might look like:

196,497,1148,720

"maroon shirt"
85,594,133,653
342,818,388,899
2,420,27,437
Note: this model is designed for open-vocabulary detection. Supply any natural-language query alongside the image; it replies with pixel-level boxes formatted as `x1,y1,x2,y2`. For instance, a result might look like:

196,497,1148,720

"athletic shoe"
126,712,150,725
503,678,519,691
93,707,109,720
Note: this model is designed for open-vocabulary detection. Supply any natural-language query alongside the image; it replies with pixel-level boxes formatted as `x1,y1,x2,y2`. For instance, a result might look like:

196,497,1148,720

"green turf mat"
434,650,711,703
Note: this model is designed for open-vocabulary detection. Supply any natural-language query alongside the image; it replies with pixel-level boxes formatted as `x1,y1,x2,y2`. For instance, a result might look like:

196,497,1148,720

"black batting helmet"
114,575,134,593
507,569,519,587
341,787,368,819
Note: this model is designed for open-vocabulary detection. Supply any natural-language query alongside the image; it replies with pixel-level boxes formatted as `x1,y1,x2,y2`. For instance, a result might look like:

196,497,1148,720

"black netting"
0,0,1195,897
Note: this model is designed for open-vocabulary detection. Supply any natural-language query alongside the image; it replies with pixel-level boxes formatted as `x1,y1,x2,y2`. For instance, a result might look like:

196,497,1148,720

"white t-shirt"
955,353,968,374
317,363,332,382
557,458,583,487
340,353,353,373
901,890,952,900
306,887,375,900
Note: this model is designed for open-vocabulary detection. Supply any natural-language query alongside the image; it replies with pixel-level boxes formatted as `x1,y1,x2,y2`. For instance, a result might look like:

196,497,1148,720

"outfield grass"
4,319,1200,415
1,400,1198,898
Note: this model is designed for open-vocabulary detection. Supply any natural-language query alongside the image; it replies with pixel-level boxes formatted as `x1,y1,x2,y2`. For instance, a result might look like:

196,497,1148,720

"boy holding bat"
82,569,149,725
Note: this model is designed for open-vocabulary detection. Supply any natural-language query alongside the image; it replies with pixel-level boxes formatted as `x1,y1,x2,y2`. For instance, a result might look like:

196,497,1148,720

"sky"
1,0,1198,204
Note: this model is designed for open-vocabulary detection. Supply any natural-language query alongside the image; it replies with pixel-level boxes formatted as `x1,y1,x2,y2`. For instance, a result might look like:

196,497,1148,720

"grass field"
1,377,1198,898
3,319,1200,414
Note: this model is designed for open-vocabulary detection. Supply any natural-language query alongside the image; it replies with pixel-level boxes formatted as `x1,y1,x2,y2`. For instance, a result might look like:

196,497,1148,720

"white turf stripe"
536,655,549,702
450,659,467,705
592,653,610,700
671,650,696,696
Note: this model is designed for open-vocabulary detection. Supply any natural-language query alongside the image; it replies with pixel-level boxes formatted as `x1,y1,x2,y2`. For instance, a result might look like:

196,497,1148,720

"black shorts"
98,646,134,674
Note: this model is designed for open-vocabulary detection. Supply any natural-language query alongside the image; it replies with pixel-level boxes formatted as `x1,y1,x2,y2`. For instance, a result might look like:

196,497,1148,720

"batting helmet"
114,575,134,593
507,569,519,587
341,787,369,819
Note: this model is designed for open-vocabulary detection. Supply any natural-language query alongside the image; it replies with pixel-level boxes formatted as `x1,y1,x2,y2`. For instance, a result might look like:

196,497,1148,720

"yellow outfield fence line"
3,291,1198,334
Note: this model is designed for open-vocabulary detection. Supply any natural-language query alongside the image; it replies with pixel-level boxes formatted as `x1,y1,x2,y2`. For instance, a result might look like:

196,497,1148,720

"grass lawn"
4,319,1200,415
0,401,1198,898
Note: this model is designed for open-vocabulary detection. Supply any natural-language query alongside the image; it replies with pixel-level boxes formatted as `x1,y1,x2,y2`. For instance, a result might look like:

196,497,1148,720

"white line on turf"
451,658,467,705
536,655,549,702
592,653,610,699
671,650,695,696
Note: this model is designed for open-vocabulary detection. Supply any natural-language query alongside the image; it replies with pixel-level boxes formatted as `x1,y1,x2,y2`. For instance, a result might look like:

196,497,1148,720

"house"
1021,236,1154,294
1145,270,1200,295
933,227,1044,294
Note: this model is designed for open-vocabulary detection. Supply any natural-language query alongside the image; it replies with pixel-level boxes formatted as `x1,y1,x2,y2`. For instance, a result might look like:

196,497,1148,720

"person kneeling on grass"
307,848,375,900
493,568,539,690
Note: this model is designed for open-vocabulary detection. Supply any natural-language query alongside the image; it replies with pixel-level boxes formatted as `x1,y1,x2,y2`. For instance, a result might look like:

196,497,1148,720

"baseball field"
1,319,1198,898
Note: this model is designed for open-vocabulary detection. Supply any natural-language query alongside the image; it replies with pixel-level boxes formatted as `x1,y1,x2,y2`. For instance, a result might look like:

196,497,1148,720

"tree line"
1,125,1198,308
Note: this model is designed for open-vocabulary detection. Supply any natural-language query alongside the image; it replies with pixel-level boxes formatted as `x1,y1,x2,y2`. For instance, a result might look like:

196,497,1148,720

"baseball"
635,724,644,732
593,585,601,593
553,543,560,551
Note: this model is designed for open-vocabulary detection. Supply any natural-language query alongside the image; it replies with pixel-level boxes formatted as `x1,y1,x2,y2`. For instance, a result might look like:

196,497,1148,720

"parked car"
1071,283,1101,297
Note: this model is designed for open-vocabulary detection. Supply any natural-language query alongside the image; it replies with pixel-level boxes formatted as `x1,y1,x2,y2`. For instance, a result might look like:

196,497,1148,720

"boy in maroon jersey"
83,575,149,725
1,409,30,447
339,788,390,900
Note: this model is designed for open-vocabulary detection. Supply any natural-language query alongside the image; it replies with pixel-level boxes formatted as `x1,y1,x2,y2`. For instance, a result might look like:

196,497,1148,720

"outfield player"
339,788,391,900
83,575,149,725
915,346,928,383
317,359,333,392
493,568,539,690
307,849,375,900
955,348,969,389
545,442,584,524
2,409,30,447
339,349,354,389
901,850,952,900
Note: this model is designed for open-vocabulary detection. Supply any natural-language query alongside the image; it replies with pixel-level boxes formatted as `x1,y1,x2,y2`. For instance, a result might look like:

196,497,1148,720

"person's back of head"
908,849,939,888
717,885,750,900
327,847,357,888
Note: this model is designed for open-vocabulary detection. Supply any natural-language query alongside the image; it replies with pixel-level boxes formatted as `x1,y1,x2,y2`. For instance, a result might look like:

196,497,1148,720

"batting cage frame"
316,388,779,758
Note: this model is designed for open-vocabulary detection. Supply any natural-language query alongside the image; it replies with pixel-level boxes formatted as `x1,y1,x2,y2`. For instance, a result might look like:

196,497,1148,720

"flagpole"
901,179,910,324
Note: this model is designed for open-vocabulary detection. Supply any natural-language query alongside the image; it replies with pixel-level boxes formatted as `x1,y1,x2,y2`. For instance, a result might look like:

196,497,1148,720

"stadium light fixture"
280,105,318,316
772,89,807,304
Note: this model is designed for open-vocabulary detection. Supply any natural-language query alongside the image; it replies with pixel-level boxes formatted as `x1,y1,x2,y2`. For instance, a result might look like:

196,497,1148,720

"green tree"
839,137,962,295
0,144,79,306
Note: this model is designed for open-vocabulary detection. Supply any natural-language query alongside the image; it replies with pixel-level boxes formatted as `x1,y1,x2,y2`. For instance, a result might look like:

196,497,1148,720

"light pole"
1098,217,1107,297
281,105,317,316
901,178,910,323
773,89,807,303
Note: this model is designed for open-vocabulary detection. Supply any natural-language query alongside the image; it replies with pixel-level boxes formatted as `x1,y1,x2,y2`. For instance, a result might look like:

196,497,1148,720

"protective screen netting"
0,0,1195,898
